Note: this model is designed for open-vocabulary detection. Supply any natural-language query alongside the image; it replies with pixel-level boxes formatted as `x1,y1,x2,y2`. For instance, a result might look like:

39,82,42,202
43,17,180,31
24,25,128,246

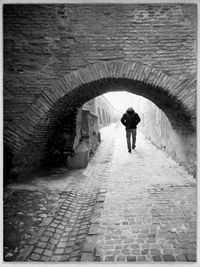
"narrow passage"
4,123,196,262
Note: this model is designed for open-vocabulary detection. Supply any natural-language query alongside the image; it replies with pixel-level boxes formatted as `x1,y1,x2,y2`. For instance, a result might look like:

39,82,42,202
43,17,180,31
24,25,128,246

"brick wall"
3,4,197,178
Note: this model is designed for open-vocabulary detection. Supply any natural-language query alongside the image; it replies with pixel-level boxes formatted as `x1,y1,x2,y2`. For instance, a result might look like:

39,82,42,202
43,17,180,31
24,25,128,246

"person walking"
121,107,141,152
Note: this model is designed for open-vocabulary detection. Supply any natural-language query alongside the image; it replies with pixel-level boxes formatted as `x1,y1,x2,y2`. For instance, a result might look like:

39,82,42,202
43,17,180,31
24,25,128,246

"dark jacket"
121,108,141,129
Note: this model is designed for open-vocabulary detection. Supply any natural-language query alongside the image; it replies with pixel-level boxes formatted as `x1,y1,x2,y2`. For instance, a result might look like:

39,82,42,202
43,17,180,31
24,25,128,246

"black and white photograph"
2,0,198,264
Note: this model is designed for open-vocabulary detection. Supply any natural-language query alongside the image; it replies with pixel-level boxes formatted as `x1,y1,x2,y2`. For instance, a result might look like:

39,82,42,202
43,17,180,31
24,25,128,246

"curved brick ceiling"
5,60,196,170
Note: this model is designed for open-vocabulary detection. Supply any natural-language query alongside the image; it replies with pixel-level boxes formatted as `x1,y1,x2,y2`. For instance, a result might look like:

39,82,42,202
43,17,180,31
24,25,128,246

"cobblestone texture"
95,124,196,262
4,123,197,262
3,189,61,261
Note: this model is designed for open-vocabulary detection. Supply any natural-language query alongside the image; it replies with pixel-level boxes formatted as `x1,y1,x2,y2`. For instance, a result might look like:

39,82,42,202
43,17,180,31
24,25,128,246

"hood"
126,107,135,114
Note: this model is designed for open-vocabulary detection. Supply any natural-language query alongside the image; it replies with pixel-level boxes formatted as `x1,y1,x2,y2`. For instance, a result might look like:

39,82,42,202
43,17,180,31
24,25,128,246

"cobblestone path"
95,125,197,262
4,124,115,262
4,123,197,262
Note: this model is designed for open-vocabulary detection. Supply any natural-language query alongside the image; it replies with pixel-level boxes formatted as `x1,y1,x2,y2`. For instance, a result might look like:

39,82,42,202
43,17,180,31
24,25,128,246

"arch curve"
6,60,196,175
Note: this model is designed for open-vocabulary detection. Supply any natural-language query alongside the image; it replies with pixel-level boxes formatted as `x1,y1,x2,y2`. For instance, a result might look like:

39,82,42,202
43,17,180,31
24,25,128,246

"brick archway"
5,60,196,176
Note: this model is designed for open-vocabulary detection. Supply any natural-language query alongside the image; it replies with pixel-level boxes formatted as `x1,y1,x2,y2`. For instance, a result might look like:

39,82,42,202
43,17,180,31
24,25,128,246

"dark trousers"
126,129,137,150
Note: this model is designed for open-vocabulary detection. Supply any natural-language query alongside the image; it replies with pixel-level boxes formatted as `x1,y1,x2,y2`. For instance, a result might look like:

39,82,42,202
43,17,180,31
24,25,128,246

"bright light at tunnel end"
103,91,145,113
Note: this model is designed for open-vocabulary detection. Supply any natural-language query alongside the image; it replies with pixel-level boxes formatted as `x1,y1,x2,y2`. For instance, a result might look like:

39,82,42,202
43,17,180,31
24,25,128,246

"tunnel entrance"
4,61,196,179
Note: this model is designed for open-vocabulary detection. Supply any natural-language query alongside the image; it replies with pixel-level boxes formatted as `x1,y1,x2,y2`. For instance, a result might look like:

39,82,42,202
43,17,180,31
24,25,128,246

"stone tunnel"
3,4,197,180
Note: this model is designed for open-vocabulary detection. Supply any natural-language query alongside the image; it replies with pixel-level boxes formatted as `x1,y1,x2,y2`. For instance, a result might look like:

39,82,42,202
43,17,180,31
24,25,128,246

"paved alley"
4,123,197,262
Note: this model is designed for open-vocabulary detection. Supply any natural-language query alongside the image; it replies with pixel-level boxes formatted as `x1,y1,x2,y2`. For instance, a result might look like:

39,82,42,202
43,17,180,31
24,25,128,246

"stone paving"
3,123,197,262
4,188,61,261
95,125,197,262
3,124,114,262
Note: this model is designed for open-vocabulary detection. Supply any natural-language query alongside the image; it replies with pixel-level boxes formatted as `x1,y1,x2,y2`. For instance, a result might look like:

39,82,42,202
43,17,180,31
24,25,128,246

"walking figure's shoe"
128,149,131,153
132,146,136,149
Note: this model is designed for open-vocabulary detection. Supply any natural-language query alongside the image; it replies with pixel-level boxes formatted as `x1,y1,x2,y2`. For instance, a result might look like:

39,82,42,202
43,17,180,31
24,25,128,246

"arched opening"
5,61,196,178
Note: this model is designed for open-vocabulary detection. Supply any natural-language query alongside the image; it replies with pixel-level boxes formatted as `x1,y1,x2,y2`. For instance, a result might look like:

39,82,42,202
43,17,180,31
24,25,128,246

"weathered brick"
127,256,136,262
141,249,149,255
185,254,196,262
4,4,196,178
138,255,147,261
81,253,93,262
116,255,126,261
88,224,99,235
43,249,53,257
152,255,162,261
51,255,63,261
34,247,44,255
55,248,65,255
41,255,50,261
30,253,41,261
37,242,47,249
61,255,70,261
57,242,66,248
105,255,115,261
150,249,161,255
176,255,187,261
163,254,175,261
83,236,97,252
